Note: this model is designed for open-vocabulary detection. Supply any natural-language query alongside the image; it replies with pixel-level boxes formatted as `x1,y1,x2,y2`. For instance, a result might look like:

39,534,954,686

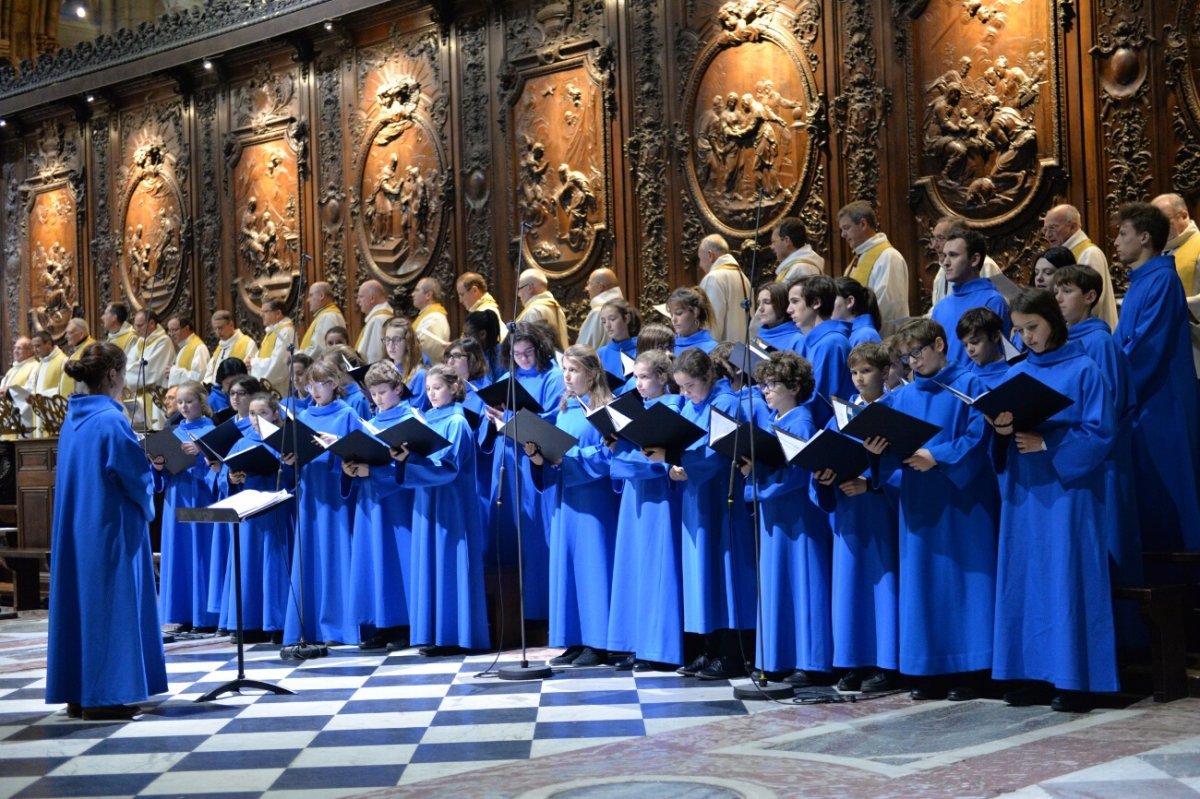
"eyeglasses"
518,283,534,292
307,379,335,389
228,389,249,397
446,352,468,360
383,337,407,346
512,347,536,359
899,343,932,365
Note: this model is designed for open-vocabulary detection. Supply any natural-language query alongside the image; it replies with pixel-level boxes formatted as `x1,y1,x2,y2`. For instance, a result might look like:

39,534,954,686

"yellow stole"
259,321,293,361
227,333,253,362
177,334,203,371
414,302,448,329
109,327,136,352
471,293,501,315
849,241,890,286
1173,233,1200,296
35,352,65,393
60,338,94,395
1069,238,1096,261
355,306,394,353
299,304,341,350
776,258,822,282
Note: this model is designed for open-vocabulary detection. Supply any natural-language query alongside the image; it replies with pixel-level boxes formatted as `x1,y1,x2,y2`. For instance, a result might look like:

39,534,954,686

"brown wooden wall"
1,0,1197,355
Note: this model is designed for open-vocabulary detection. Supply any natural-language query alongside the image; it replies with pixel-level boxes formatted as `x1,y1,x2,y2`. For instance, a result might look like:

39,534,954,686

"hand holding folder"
935,372,1072,432
501,409,578,465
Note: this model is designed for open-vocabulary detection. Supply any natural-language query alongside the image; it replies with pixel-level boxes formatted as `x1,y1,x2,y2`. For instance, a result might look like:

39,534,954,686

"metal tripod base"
196,678,295,703
732,678,795,701
498,661,553,681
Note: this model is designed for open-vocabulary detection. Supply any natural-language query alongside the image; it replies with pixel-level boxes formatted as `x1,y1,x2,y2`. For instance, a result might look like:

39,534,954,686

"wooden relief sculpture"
352,40,447,285
909,0,1063,224
682,0,820,237
1166,2,1200,198
224,63,306,316
20,122,82,340
510,63,608,275
117,106,187,315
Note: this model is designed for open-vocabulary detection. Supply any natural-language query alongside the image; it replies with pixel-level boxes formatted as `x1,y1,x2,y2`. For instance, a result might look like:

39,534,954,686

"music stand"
177,495,296,702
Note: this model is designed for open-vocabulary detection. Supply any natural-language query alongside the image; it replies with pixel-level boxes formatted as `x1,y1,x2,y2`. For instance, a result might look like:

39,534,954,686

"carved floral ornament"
681,0,820,238
1164,2,1200,196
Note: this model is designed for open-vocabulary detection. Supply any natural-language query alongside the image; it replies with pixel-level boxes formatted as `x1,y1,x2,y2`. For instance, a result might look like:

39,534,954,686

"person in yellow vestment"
298,281,346,355
698,234,752,345
202,310,258,385
354,280,394,364
1152,193,1200,378
59,318,96,396
837,201,910,332
126,309,175,430
166,316,210,387
1042,204,1117,329
102,302,138,356
28,331,68,436
455,272,507,342
411,276,450,364
249,298,295,389
516,268,569,350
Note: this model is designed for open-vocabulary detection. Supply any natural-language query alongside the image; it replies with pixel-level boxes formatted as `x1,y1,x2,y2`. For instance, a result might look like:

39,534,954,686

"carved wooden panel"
116,101,190,316
1166,3,1200,200
681,2,821,239
223,62,306,323
907,0,1063,227
351,29,449,287
20,122,83,341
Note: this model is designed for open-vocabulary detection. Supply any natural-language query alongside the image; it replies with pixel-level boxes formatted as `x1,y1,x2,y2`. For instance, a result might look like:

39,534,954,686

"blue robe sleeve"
105,418,155,526
1040,367,1116,485
1117,274,1180,405
559,442,611,488
924,402,990,490
400,421,468,488
610,441,670,481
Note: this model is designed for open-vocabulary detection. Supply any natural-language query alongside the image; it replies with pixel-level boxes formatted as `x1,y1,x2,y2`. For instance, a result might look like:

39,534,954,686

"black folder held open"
935,372,1073,431
372,417,452,458
615,402,704,466
775,426,870,483
476,377,544,414
501,409,578,464
144,428,195,476
707,408,787,469
838,402,942,461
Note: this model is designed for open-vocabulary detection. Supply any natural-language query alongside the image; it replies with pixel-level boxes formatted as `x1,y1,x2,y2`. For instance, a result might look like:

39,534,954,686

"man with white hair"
411,276,450,364
517,268,569,350
249,298,295,389
576,268,622,349
297,281,346,354
354,280,394,363
58,318,95,395
166,316,210,387
2,337,37,395
1152,192,1200,377
1042,203,1117,328
456,272,507,342
698,234,752,344
837,201,909,330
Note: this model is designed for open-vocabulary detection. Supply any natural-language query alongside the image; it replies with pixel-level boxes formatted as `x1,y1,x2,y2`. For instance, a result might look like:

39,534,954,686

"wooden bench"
1114,583,1189,702
0,546,49,611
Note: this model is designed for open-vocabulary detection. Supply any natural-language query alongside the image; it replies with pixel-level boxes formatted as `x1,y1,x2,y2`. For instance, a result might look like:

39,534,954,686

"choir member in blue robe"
208,357,248,415
480,323,564,620
47,343,166,720
282,361,361,646
1055,265,1143,587
596,298,641,378
608,351,685,669
813,343,900,693
215,393,293,639
464,310,504,379
755,283,802,353
956,307,1013,390
446,337,496,556
283,353,313,418
323,344,372,419
988,289,1118,711
744,352,834,683
833,277,883,349
666,348,756,680
344,362,415,650
616,323,676,396
526,346,617,667
866,318,999,699
789,276,854,430
384,316,429,413
931,229,1011,367
152,380,217,631
394,365,490,654
669,287,719,355
1111,203,1200,551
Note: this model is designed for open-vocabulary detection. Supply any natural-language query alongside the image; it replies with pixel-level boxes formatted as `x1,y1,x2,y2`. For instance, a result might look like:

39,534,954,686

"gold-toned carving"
28,394,67,437
717,0,777,42
31,240,74,335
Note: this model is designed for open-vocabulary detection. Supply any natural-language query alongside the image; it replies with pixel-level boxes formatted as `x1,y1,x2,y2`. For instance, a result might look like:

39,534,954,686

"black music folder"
223,444,282,476
937,371,1073,431
145,428,194,475
476,377,544,414
501,409,578,464
728,342,771,379
190,417,245,462
615,402,704,466
584,391,645,440
839,402,942,461
326,428,395,466
776,426,870,483
262,416,326,468
707,408,787,468
373,416,452,458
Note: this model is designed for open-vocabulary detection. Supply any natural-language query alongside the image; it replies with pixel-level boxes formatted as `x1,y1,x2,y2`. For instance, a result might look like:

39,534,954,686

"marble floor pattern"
1,614,1199,798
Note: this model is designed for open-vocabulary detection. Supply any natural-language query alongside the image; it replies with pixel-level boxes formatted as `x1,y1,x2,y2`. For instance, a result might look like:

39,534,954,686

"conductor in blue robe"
989,290,1118,711
47,342,167,720
1111,203,1200,551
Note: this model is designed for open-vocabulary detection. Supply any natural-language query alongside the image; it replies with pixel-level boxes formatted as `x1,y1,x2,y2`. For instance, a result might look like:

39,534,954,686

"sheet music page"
209,489,292,519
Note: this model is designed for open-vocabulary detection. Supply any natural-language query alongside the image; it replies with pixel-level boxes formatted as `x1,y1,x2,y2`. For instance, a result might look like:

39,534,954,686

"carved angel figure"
556,163,597,251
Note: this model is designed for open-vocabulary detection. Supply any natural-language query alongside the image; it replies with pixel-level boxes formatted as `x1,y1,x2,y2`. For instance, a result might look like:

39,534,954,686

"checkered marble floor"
0,642,777,798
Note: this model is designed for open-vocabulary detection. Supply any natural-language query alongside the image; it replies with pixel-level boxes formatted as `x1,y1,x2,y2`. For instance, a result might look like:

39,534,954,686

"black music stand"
177,497,296,702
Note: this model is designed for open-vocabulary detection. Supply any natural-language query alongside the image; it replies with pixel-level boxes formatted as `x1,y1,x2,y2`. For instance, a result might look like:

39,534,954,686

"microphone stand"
498,222,552,681
730,188,794,701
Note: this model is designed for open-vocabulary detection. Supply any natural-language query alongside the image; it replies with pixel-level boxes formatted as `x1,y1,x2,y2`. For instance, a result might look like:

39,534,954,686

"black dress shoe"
549,646,585,666
419,645,466,657
698,655,746,681
910,685,948,700
861,670,901,693
1050,691,1093,713
836,669,865,691
1004,683,1054,707
613,654,637,671
785,670,834,687
572,647,607,667
633,660,666,672
66,702,82,718
677,653,710,677
947,686,978,702
81,704,140,721
385,640,410,652
358,635,389,651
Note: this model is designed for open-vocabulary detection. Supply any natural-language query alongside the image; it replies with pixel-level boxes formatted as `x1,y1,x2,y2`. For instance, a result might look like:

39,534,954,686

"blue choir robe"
347,404,414,631
991,342,1119,692
283,394,311,418
746,404,833,673
969,358,1010,390
876,361,999,675
757,321,802,353
464,376,496,557
799,319,854,431
480,365,564,620
208,415,254,629
344,382,373,420
1070,317,1143,585
154,415,217,628
675,329,718,355
46,394,167,708
677,382,756,633
399,403,490,650
607,395,685,664
532,397,617,650
812,398,900,672
209,387,230,413
847,315,882,349
402,366,430,413
283,399,361,645
931,278,1011,367
598,336,638,379
1114,254,1200,551
212,432,294,632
